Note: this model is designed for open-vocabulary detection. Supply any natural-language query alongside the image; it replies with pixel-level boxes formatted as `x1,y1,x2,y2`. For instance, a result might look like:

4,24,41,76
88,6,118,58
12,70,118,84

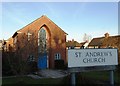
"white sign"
68,49,118,68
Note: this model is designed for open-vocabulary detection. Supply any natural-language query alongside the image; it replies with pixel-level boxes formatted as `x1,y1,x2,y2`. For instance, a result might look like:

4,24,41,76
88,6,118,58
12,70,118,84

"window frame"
27,32,32,41
55,53,61,60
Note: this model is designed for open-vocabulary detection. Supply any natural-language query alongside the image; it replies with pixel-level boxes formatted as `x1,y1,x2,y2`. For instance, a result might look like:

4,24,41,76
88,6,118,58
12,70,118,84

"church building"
7,15,67,69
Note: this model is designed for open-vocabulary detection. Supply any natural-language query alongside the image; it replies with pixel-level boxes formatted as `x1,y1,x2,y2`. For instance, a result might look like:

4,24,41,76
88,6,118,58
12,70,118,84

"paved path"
27,74,42,79
2,69,69,79
38,69,69,78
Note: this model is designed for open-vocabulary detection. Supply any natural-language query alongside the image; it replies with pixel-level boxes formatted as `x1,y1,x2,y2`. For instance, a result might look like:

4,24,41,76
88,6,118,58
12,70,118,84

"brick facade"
6,15,67,69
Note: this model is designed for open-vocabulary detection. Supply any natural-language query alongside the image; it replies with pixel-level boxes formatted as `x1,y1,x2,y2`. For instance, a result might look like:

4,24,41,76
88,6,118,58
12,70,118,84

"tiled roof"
66,40,87,47
89,37,103,46
80,41,87,46
66,40,80,47
89,35,120,47
102,36,120,46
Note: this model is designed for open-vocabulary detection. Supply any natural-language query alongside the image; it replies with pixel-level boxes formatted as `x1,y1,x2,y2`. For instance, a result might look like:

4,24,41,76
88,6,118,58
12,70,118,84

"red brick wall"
12,16,67,68
5,38,13,52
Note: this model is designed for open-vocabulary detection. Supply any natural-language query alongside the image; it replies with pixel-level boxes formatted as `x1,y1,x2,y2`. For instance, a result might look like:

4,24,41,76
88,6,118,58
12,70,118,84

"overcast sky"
1,2,118,42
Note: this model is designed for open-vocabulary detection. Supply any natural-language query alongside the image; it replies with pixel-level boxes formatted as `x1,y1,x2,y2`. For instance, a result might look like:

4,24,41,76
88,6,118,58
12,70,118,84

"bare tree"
3,30,40,75
83,33,92,42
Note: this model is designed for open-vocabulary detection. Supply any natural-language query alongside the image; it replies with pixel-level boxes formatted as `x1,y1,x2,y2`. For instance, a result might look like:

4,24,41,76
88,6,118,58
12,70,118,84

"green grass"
80,70,120,84
2,70,120,85
2,76,70,85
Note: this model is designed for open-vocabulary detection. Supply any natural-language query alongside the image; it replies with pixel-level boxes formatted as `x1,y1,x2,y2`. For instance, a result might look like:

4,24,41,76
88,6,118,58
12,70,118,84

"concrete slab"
38,69,69,78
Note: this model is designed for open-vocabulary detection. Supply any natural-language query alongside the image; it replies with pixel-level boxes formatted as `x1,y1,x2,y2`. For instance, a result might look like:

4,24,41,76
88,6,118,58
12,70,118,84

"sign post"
71,73,76,86
68,49,118,86
110,70,114,86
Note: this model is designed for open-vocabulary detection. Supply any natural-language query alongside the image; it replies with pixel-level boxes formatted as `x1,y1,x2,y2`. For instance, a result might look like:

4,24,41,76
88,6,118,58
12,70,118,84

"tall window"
38,28,47,54
27,32,32,41
55,53,61,60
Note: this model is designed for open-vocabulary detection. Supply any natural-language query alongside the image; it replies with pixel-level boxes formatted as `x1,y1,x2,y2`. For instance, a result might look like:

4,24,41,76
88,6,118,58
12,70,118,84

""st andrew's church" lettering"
75,51,112,63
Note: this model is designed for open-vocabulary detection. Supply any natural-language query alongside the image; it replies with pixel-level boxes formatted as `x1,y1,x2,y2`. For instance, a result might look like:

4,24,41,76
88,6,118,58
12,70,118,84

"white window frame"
27,32,32,41
55,53,61,60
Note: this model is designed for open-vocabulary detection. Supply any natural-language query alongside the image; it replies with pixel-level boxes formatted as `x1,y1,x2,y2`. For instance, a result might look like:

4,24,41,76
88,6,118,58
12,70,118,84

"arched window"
38,27,47,54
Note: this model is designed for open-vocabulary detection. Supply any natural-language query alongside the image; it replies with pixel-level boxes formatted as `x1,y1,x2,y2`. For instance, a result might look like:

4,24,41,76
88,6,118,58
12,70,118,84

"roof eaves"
43,15,68,35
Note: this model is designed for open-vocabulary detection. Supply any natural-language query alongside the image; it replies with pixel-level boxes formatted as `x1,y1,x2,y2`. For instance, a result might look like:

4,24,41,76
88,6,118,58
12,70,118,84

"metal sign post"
71,72,76,86
110,70,114,86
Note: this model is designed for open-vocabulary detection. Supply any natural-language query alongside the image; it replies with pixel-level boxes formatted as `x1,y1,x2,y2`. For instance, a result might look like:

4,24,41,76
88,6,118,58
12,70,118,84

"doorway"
38,27,48,69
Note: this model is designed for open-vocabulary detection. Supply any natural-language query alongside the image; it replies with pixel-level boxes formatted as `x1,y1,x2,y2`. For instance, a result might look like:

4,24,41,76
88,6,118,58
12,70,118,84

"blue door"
38,53,47,69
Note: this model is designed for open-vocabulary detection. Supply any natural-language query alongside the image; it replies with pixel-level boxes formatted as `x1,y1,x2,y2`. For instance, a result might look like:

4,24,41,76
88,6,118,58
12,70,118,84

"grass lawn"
2,76,70,86
2,70,120,86
79,70,120,85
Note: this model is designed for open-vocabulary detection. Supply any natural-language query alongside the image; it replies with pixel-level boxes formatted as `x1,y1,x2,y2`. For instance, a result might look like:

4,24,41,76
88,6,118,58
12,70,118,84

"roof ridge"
93,34,120,39
108,35,120,38
93,37,104,39
42,15,68,35
12,15,67,37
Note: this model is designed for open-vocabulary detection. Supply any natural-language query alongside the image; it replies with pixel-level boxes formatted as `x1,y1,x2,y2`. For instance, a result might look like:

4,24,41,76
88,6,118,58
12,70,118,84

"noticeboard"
68,49,118,68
